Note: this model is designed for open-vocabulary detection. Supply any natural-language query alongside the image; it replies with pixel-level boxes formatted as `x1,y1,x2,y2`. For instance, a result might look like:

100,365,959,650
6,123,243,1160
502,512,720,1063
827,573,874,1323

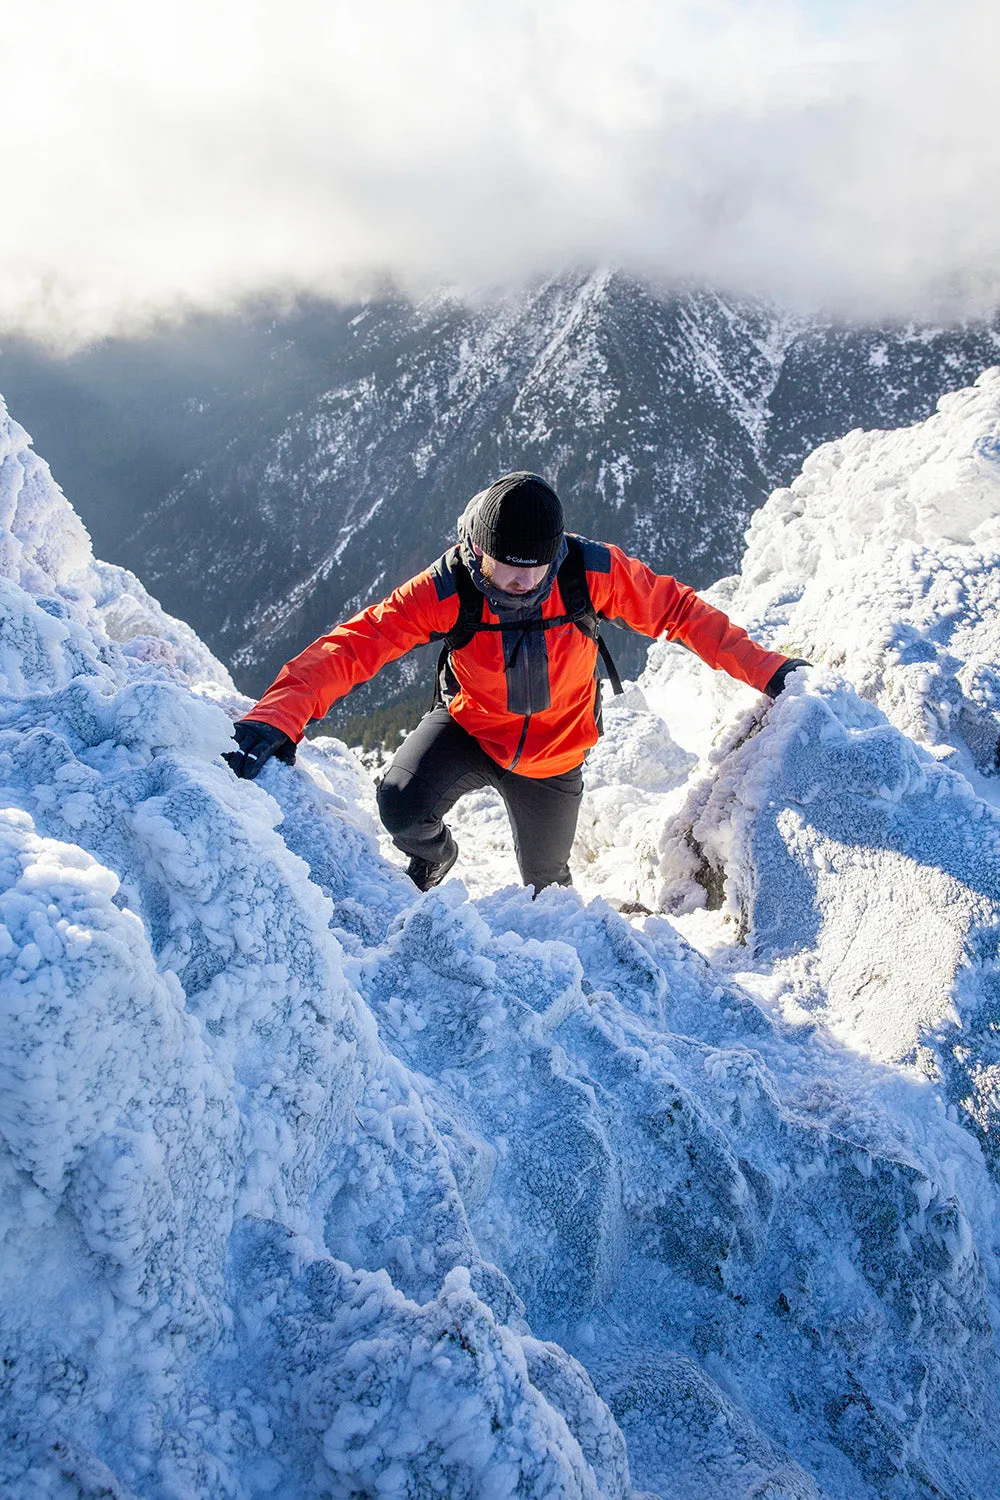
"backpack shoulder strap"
559,536,624,695
596,634,624,696
440,548,484,651
431,548,483,708
557,535,593,625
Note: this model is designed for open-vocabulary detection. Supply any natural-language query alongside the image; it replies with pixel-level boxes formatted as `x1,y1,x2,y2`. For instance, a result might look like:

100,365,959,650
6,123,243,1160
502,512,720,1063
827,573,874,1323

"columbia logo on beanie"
469,472,565,567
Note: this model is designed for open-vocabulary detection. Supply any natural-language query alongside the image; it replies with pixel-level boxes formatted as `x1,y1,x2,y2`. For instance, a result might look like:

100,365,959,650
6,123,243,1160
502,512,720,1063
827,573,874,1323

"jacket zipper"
505,619,535,770
509,713,531,770
510,624,533,713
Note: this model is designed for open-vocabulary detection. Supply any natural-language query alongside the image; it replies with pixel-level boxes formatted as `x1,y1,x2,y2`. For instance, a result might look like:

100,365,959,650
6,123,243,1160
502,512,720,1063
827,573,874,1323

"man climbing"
226,472,806,892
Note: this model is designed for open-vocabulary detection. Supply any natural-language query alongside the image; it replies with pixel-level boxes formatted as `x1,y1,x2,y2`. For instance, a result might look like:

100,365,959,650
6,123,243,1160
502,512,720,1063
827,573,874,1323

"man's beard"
479,560,510,592
480,559,535,596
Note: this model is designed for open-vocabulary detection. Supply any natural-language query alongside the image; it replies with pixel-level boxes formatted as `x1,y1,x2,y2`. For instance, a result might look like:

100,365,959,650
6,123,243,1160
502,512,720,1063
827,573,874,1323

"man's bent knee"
376,769,424,837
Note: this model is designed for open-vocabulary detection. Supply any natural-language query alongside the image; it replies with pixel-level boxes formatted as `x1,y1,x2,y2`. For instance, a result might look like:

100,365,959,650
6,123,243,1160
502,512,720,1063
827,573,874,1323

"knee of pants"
376,770,426,838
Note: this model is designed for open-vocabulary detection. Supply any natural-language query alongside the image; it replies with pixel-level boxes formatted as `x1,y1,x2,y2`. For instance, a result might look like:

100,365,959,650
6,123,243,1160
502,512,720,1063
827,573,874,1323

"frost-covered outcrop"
3,388,1000,1500
736,367,1000,772
626,370,1000,1173
0,399,631,1498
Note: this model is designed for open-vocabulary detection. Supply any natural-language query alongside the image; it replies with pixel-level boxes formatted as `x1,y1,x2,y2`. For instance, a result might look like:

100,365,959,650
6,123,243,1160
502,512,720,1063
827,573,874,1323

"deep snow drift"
2,378,1000,1500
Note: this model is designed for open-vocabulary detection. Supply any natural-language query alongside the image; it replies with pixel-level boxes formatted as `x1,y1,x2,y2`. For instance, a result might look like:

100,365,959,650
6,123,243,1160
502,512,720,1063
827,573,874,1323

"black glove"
224,719,297,779
764,658,811,699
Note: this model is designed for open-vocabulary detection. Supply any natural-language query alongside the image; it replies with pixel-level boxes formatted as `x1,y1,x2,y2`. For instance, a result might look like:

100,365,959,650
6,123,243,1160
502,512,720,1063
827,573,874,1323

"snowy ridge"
3,388,1000,1497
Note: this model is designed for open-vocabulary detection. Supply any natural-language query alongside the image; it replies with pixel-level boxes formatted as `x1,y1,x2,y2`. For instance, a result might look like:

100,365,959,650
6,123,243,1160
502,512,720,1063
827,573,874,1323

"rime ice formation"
3,383,1000,1500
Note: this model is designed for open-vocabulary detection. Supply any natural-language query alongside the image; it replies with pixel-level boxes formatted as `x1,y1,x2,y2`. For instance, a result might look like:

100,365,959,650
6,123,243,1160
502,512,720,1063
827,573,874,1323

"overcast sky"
2,0,997,344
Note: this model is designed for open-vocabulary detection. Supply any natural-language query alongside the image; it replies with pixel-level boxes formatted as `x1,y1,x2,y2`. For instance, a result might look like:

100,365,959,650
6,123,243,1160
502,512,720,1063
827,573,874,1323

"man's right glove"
764,658,811,699
224,719,297,780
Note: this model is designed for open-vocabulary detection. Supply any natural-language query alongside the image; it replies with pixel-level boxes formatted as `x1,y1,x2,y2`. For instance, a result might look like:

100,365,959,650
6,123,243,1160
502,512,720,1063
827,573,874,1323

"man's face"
477,549,550,595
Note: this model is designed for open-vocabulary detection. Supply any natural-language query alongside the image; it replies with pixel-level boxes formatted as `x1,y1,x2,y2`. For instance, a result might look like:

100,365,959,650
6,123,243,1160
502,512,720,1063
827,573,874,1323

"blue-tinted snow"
2,386,1000,1499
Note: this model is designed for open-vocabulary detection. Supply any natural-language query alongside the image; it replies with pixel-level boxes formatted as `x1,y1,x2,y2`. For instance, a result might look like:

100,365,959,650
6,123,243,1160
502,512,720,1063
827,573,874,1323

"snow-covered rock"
735,367,1000,773
3,387,1000,1500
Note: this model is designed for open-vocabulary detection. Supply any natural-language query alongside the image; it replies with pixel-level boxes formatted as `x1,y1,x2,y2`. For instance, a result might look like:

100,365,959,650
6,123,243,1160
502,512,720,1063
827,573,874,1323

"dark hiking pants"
376,707,584,892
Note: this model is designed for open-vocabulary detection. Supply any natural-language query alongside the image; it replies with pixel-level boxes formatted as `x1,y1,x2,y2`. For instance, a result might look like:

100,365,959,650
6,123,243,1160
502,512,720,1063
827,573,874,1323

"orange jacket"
247,537,788,778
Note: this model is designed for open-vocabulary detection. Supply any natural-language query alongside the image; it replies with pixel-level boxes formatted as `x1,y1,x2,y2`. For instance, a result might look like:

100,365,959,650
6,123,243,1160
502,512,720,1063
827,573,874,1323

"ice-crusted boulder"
727,366,1000,774
636,369,1000,1174
3,388,1000,1500
370,880,998,1498
657,668,1000,1182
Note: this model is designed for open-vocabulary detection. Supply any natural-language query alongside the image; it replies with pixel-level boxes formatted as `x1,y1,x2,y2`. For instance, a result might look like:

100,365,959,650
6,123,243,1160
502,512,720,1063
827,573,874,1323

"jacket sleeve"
590,544,788,694
244,569,455,741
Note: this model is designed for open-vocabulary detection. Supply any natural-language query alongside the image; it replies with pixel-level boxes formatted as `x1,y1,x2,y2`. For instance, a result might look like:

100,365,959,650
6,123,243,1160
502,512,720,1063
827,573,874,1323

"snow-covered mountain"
138,275,1000,709
6,273,996,717
3,377,1000,1499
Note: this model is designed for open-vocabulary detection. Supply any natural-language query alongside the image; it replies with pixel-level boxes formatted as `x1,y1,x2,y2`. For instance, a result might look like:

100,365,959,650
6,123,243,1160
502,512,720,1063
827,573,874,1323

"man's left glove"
764,658,811,699
224,719,297,779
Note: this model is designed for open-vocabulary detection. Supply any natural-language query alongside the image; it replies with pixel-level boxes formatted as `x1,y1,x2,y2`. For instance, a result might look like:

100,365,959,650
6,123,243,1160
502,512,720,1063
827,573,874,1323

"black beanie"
469,472,565,567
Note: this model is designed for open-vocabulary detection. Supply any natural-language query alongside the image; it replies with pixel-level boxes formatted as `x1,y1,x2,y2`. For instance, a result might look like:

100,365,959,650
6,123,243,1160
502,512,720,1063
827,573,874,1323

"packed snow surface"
3,377,1000,1499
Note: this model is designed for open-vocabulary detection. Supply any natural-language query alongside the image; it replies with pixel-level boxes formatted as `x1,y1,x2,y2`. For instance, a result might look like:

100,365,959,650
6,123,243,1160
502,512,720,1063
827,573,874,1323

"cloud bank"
2,0,998,344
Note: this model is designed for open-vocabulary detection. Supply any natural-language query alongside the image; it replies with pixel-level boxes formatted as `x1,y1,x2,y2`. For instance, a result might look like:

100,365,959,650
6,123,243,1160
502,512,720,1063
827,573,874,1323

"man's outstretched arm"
589,544,803,695
228,569,455,775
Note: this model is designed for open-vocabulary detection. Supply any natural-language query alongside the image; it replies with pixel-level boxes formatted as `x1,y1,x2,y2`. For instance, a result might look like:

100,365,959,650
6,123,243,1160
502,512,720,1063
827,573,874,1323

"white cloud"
1,0,997,343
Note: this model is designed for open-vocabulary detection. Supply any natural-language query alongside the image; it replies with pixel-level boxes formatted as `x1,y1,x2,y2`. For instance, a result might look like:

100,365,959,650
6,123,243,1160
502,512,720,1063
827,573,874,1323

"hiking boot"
406,841,459,891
